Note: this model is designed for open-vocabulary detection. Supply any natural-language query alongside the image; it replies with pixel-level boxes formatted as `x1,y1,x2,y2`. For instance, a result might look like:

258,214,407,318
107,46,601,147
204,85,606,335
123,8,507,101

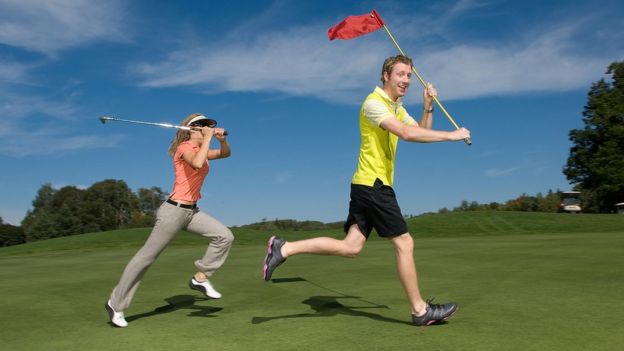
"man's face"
383,62,412,100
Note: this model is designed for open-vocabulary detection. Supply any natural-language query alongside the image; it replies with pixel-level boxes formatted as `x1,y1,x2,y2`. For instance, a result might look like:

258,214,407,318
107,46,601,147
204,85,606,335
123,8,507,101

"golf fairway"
1,212,622,350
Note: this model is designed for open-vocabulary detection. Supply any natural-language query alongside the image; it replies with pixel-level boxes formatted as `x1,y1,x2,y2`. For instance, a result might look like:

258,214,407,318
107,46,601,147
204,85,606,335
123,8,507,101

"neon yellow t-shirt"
351,87,416,187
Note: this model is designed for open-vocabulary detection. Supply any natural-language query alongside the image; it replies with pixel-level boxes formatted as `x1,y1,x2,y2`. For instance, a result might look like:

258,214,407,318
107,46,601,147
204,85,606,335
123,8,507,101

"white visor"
187,115,208,126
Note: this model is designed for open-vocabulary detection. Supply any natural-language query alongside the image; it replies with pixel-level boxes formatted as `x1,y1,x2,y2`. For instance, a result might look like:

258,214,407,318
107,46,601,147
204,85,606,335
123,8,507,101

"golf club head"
99,116,109,124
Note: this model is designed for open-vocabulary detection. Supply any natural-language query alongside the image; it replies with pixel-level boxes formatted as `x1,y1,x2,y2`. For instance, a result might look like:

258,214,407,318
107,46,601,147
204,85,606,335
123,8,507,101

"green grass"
1,212,623,350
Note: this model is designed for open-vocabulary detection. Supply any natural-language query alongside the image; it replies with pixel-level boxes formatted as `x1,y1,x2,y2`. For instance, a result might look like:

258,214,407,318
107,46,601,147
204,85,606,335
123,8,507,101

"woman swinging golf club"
105,113,233,328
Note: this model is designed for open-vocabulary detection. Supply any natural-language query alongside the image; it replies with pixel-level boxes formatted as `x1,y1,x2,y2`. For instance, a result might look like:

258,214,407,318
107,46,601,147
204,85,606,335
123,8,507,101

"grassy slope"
1,212,623,350
2,211,622,256
407,211,624,236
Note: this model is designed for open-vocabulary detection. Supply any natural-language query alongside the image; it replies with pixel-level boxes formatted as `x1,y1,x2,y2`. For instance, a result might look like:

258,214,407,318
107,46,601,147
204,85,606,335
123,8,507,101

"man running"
262,54,470,326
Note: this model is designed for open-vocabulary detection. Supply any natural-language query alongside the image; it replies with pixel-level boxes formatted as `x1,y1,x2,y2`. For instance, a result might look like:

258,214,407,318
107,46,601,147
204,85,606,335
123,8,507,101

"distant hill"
233,218,344,231
2,211,622,256
407,211,624,237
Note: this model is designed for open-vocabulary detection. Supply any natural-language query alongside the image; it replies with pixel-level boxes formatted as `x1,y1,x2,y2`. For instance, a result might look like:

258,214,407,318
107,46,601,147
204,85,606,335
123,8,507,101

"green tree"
0,217,26,247
23,180,135,240
21,183,58,241
504,194,536,212
564,61,624,212
52,186,86,237
129,186,167,227
32,183,56,210
541,190,563,213
137,187,167,215
83,179,138,230
22,210,58,241
22,185,86,240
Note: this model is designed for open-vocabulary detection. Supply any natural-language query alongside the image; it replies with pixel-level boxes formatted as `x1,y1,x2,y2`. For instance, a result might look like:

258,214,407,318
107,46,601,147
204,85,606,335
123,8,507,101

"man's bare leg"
263,224,365,281
281,224,366,258
391,233,427,316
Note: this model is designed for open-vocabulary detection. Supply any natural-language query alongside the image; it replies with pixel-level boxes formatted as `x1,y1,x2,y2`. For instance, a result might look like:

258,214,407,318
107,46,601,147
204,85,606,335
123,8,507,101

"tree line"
0,180,167,246
234,218,344,231
436,190,564,215
0,217,25,247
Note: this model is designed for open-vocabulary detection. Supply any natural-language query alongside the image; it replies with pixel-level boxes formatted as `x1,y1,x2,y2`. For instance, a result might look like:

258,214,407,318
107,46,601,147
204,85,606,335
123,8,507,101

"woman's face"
188,128,205,142
188,119,210,141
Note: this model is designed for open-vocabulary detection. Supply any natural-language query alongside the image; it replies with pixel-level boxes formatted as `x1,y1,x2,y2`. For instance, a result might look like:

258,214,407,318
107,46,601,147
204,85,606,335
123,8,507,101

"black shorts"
344,178,408,238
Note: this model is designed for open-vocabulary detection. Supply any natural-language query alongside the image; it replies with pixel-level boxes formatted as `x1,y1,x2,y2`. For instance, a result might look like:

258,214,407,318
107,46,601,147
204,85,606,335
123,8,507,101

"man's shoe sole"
262,236,276,281
414,305,459,326
444,305,458,322
429,305,458,325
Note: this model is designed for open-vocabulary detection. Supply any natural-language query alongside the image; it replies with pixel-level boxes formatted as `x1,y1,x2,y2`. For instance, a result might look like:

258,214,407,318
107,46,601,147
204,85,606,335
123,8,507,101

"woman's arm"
182,127,213,169
207,128,230,160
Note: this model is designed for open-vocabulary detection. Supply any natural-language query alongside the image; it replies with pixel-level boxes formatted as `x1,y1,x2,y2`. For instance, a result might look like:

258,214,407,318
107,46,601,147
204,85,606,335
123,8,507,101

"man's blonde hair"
380,54,413,84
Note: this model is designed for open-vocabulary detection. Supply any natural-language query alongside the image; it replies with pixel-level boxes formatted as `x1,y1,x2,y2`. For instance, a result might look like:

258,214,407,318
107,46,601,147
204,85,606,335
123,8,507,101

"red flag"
327,10,385,40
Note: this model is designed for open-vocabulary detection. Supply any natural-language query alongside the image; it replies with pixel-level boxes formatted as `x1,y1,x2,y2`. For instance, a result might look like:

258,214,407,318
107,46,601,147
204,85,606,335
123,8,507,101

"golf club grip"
464,137,472,146
204,128,229,136
190,127,229,136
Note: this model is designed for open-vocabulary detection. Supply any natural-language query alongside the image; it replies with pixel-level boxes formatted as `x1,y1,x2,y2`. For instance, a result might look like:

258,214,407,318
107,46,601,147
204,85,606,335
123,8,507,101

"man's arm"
381,83,470,142
418,83,435,129
380,117,470,143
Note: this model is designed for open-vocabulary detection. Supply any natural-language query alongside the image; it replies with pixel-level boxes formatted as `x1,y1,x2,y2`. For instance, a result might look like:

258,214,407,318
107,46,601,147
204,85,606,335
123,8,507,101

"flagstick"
381,25,472,145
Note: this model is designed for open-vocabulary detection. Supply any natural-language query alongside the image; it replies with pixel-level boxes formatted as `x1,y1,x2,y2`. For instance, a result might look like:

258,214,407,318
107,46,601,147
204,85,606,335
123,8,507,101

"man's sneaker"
262,236,286,281
105,300,128,328
189,277,222,299
411,299,458,326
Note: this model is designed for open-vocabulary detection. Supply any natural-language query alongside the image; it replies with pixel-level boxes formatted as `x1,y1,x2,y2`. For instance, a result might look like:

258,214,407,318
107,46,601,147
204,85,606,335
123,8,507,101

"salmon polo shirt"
170,141,209,202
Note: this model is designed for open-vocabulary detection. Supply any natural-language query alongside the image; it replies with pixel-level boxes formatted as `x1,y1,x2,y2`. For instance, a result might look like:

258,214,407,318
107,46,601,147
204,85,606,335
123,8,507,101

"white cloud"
0,92,76,119
420,24,613,101
0,0,130,54
0,92,123,157
134,24,387,104
0,0,131,156
446,0,494,19
131,14,618,105
0,131,123,157
485,167,519,177
0,58,31,84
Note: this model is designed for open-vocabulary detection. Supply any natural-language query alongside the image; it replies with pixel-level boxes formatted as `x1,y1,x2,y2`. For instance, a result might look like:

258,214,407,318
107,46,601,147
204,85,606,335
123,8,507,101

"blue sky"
1,0,623,226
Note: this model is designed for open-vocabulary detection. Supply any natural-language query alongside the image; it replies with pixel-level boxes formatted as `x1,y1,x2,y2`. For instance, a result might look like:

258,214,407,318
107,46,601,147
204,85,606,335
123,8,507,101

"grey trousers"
109,201,234,311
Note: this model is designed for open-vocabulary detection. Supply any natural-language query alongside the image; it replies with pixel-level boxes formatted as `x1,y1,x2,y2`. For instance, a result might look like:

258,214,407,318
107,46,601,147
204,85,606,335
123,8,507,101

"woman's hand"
213,128,227,141
199,126,215,139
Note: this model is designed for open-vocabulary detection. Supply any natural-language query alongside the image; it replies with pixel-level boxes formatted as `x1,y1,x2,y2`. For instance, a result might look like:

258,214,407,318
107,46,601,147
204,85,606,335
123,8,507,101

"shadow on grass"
252,277,412,326
126,295,222,322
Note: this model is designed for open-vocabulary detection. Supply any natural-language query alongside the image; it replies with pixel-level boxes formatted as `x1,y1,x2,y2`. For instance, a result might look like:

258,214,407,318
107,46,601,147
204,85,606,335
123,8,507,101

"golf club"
99,116,228,135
